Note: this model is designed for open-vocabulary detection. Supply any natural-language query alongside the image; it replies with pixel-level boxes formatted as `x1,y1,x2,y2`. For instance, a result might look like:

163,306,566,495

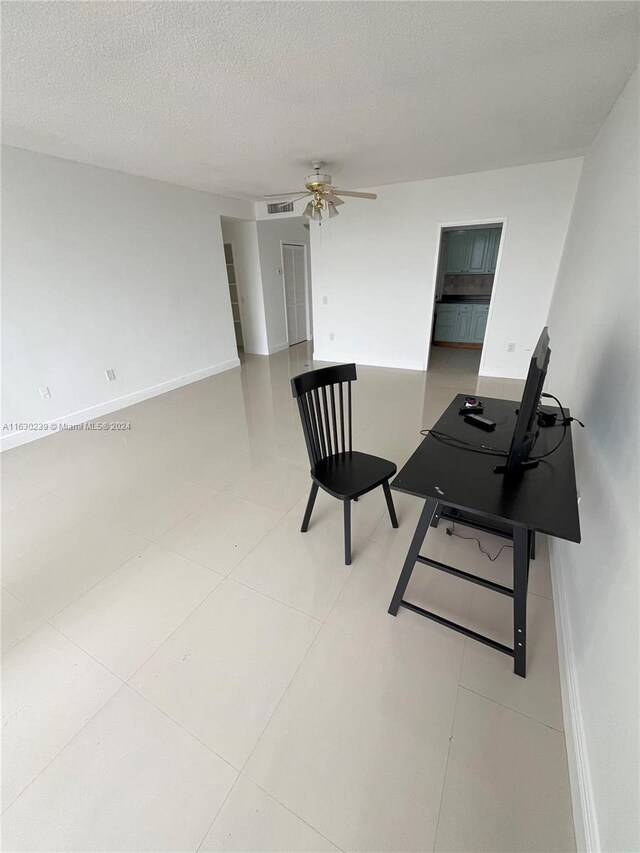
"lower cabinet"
470,309,488,343
434,303,489,344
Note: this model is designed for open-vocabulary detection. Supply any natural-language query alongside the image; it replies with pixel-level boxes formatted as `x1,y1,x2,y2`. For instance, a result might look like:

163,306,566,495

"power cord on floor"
445,523,513,562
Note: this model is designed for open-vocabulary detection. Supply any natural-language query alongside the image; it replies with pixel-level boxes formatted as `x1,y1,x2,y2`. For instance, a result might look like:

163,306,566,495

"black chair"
291,363,398,565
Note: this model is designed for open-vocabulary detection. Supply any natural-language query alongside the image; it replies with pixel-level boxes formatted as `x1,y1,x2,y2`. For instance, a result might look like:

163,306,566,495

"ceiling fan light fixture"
265,161,378,223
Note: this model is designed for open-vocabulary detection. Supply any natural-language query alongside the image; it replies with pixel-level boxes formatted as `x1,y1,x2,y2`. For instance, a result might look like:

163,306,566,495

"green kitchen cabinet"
444,227,501,274
445,231,470,273
470,306,489,343
485,229,500,273
453,304,473,340
465,229,491,272
433,303,457,341
434,302,489,344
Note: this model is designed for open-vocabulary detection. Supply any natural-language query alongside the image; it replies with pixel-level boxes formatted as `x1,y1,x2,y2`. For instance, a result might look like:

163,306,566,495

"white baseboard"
312,349,424,372
549,538,600,852
1,357,241,451
268,341,290,355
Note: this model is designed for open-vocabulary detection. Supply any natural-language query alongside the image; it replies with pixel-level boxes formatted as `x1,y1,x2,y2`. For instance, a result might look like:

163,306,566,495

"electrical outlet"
329,332,334,341
322,296,328,305
105,369,116,382
39,386,51,399
507,342,516,353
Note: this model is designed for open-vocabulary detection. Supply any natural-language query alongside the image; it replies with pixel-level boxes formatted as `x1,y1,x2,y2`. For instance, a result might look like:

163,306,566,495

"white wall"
1,147,253,448
220,217,269,355
256,217,311,353
545,68,639,853
310,158,582,376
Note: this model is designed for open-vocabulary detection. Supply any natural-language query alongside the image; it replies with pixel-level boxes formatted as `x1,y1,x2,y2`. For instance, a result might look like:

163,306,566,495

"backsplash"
442,273,494,297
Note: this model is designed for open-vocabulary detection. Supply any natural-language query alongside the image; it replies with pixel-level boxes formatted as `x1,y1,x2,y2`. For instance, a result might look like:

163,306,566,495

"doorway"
224,242,244,353
282,242,309,346
428,222,503,380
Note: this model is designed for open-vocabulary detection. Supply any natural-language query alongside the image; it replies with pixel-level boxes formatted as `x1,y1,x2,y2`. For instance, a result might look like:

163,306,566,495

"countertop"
438,295,491,304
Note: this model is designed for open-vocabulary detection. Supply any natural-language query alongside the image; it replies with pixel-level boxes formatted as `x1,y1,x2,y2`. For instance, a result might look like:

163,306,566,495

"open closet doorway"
224,241,244,353
428,222,503,381
282,242,310,346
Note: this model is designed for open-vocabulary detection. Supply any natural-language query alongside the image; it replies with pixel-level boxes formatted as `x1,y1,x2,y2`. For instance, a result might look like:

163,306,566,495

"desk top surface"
392,393,581,542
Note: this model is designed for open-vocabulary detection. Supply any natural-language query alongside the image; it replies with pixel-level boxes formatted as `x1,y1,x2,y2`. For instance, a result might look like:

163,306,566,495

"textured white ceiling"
2,2,638,198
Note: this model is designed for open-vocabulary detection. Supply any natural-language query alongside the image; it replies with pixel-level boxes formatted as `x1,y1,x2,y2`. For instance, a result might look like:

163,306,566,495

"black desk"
388,393,580,677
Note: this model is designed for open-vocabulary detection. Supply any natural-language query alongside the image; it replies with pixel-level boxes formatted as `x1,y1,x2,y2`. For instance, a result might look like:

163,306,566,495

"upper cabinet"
444,227,501,274
445,231,470,273
485,228,501,273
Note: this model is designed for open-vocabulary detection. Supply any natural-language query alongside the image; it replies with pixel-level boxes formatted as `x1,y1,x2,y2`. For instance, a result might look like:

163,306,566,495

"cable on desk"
420,428,508,458
540,393,585,428
531,423,568,459
421,395,583,462
445,523,513,562
530,392,584,461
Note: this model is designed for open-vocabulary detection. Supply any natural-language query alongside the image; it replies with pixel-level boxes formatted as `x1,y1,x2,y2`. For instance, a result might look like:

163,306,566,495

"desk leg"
513,526,530,677
430,502,443,528
388,498,438,616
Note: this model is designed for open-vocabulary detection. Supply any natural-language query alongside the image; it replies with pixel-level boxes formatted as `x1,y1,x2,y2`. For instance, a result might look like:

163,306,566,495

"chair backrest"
291,364,357,468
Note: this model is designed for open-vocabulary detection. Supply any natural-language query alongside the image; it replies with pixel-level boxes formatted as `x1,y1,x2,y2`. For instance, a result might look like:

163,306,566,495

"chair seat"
312,451,397,500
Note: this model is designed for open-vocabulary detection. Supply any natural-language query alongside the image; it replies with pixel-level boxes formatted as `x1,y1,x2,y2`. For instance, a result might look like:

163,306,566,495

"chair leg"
301,483,319,533
344,499,352,565
383,480,399,528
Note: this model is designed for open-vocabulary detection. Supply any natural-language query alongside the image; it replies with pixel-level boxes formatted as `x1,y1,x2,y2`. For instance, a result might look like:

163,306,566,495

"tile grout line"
5,593,242,812
151,489,286,556
230,508,392,846
432,582,476,850
456,683,566,733
238,620,327,778
123,583,234,685
237,774,346,853
0,666,124,816
4,538,157,648
125,682,240,772
194,773,242,853
38,622,128,685
226,494,390,622
227,573,336,623
431,685,462,852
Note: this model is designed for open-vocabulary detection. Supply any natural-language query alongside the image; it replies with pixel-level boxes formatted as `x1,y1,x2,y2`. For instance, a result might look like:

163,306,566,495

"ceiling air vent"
267,201,294,214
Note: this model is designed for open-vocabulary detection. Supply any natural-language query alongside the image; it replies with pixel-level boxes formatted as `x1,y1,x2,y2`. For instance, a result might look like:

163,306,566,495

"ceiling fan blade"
271,194,309,208
324,191,345,206
331,189,377,200
263,192,306,199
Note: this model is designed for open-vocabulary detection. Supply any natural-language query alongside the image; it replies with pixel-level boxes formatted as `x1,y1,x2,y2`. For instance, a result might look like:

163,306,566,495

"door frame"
425,217,507,375
280,241,311,346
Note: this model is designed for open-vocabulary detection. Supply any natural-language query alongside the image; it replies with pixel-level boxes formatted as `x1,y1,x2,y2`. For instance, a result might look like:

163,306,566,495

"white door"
282,244,308,346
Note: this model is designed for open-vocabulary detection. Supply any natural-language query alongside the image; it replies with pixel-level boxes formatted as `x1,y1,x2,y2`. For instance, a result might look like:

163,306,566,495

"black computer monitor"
494,327,551,473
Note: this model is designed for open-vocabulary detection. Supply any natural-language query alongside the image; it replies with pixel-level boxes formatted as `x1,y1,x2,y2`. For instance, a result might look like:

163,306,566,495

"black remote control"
464,413,496,431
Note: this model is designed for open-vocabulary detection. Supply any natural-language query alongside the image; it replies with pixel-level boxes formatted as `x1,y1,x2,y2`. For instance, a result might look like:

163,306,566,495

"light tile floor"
1,342,575,852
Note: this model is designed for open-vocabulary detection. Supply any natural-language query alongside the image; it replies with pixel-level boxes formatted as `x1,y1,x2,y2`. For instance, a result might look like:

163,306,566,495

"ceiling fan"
264,161,377,220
